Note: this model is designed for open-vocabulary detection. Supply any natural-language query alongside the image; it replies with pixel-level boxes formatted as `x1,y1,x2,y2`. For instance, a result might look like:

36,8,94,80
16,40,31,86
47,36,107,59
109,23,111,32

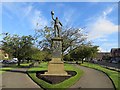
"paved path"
2,68,41,89
1,65,115,89
70,65,115,89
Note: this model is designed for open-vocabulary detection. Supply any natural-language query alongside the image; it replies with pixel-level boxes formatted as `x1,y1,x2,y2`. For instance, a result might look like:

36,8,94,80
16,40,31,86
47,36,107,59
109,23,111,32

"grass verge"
16,62,32,68
0,62,32,74
81,62,120,90
0,67,13,74
27,62,84,89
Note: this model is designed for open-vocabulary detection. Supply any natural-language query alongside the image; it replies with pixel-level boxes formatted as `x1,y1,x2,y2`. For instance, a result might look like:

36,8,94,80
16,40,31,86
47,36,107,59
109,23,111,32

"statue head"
56,17,58,20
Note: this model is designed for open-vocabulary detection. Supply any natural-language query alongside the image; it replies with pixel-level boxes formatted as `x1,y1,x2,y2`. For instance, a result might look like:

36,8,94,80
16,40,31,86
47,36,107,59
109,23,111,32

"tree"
34,26,87,55
64,53,71,61
102,54,111,61
31,47,51,61
0,51,5,60
62,27,87,53
1,33,34,66
69,44,99,63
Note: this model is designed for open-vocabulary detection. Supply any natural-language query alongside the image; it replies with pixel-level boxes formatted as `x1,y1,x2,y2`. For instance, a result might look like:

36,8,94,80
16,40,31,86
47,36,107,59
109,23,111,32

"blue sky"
1,2,119,52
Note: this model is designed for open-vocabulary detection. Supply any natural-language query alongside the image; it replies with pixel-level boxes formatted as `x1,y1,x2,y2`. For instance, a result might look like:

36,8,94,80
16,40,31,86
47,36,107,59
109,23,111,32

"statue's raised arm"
51,11,62,37
51,11,55,21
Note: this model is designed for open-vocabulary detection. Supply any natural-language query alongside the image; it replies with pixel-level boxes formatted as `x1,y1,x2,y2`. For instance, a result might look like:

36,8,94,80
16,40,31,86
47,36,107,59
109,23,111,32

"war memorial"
43,11,69,76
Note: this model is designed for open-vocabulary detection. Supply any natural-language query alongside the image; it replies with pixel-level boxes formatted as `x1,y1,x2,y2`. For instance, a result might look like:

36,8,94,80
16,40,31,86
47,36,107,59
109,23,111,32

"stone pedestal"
43,37,69,76
44,58,68,76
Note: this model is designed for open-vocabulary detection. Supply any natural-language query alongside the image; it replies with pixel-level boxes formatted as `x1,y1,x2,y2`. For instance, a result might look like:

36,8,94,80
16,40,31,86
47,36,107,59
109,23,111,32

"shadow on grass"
2,64,30,68
2,68,40,74
1,69,27,74
27,70,40,74
4,66,30,68
1,66,40,74
2,63,41,68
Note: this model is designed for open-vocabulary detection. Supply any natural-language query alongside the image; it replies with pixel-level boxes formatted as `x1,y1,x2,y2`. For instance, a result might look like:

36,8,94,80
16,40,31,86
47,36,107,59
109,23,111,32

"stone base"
43,58,69,76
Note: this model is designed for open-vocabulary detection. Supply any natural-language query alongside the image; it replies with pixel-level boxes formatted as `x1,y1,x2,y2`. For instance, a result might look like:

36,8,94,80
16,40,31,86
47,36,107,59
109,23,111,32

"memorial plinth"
44,37,69,76
42,11,69,76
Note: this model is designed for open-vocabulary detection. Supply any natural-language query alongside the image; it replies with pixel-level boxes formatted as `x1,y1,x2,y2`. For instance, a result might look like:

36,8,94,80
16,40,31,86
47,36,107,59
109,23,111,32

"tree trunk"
27,59,29,63
82,59,84,64
18,59,21,66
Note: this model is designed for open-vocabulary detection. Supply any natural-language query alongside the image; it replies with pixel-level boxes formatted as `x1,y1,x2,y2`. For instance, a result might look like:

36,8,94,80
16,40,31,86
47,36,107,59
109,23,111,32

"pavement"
1,68,41,89
1,65,115,89
70,65,115,89
97,61,120,69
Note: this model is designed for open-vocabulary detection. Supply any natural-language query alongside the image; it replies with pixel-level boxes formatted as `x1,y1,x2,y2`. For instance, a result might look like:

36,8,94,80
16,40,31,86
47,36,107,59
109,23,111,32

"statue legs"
57,26,60,37
54,26,57,37
54,25,60,37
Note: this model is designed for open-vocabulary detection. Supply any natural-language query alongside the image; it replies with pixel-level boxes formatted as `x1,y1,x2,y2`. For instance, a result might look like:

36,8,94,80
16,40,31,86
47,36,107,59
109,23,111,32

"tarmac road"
70,65,115,89
2,68,41,89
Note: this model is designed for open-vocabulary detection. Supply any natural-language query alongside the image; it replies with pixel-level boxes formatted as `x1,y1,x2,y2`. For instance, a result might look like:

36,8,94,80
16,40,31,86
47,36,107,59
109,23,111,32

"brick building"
111,48,120,57
95,52,110,61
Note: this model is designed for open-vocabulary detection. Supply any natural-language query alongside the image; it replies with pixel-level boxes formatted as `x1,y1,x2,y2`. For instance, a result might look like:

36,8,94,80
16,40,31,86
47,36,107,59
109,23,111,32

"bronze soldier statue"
51,11,62,37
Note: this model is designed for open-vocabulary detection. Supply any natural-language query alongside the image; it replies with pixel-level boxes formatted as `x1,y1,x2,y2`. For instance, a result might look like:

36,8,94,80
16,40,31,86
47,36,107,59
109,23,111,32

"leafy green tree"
69,44,99,63
31,47,51,61
64,53,71,61
1,33,34,66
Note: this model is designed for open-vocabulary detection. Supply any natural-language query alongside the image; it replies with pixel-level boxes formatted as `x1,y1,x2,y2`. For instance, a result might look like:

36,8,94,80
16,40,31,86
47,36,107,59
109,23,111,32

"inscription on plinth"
52,37,62,58
44,38,69,76
45,58,68,76
43,11,69,76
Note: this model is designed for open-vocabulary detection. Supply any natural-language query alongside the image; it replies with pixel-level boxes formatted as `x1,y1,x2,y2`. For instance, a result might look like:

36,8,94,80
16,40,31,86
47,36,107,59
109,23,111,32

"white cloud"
98,42,118,52
22,5,33,19
3,2,48,29
86,6,118,52
31,10,48,29
87,6,118,40
87,17,118,40
101,43,118,52
1,0,120,2
0,3,2,41
102,42,118,47
98,47,108,52
21,4,48,29
103,7,113,18
62,9,76,26
3,3,32,20
98,38,108,42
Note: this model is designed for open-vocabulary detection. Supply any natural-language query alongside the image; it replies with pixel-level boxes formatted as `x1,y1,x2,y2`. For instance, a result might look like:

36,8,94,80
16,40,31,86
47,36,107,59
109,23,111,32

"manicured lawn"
16,62,32,67
81,62,120,90
0,62,32,74
27,62,84,89
0,67,13,74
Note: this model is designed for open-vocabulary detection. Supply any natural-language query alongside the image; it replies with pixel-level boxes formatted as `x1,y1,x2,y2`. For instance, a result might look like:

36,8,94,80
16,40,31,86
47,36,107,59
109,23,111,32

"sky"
1,1,119,52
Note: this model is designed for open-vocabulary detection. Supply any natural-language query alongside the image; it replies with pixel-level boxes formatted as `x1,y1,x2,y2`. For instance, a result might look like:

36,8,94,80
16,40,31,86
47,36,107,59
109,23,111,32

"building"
93,48,120,61
95,52,110,61
0,49,9,60
111,48,120,57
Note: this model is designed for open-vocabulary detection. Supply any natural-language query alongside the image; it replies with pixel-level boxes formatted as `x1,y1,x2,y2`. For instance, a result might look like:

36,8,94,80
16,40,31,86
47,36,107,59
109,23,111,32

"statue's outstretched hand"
51,11,54,15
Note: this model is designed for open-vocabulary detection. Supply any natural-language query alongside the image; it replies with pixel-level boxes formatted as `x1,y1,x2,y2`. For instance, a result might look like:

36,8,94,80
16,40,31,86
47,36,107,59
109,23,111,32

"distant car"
2,60,10,64
111,60,118,64
0,60,3,63
91,59,98,63
13,58,18,60
10,59,18,64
